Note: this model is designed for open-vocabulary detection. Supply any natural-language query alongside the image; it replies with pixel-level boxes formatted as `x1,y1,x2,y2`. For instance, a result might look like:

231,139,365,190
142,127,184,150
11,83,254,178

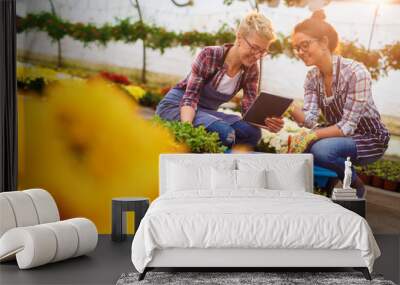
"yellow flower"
18,78,186,233
16,65,25,79
123,85,146,101
17,65,58,84
57,67,90,79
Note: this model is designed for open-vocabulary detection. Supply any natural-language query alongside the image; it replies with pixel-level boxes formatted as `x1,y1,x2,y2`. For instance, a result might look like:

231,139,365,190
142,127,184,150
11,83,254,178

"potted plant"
383,173,398,191
356,165,372,185
371,168,385,188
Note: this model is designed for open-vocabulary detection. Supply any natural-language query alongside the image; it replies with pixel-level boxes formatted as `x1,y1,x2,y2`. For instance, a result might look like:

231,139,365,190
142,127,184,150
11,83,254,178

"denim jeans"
206,120,261,149
308,137,382,183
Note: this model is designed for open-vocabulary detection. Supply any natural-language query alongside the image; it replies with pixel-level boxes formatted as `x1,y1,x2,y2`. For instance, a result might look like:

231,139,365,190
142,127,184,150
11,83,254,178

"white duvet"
131,190,380,273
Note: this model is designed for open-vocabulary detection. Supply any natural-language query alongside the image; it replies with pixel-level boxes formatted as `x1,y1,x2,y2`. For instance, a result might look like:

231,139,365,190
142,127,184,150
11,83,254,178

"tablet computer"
242,92,293,127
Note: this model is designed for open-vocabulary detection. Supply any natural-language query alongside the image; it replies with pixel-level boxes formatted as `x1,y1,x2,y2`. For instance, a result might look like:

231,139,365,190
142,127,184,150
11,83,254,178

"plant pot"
371,175,384,188
358,173,371,185
383,180,398,191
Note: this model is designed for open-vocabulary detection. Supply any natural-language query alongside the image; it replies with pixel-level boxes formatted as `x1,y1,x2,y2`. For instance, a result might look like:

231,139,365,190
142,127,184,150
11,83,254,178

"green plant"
355,164,373,176
372,168,385,178
255,140,277,153
17,77,46,93
17,12,400,80
313,186,328,197
363,159,400,180
138,91,163,109
386,173,400,182
153,116,227,153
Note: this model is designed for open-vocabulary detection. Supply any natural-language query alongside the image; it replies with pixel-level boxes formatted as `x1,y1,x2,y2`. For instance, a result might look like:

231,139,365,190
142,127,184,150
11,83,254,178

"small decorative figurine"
343,157,353,190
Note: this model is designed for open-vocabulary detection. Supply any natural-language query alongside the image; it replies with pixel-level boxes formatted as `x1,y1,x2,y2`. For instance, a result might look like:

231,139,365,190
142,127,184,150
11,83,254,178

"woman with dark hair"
265,10,390,198
155,11,279,150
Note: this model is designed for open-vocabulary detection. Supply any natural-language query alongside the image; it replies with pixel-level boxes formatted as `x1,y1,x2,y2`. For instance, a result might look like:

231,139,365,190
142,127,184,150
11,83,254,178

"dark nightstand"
332,198,366,218
112,197,149,242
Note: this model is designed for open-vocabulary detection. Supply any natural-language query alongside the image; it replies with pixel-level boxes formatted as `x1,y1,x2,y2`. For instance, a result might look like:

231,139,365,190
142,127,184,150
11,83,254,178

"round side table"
111,197,149,242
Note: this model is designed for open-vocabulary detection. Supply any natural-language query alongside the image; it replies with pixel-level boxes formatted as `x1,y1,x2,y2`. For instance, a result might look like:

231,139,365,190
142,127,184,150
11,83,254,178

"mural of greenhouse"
16,0,400,236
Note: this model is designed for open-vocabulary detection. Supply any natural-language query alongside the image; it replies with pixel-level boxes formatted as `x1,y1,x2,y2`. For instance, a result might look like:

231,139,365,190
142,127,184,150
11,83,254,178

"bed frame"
138,154,372,281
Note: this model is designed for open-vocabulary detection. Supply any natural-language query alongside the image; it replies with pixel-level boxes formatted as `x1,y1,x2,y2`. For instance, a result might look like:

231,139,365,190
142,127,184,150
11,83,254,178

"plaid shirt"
303,55,383,136
176,44,259,115
302,55,389,159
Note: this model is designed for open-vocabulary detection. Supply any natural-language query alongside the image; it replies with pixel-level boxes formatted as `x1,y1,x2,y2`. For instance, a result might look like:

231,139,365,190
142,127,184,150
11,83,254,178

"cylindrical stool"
111,197,149,242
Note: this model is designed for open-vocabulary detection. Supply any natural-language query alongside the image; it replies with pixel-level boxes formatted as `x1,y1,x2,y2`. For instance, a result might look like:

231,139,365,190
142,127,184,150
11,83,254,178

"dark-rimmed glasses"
243,37,269,57
292,39,319,55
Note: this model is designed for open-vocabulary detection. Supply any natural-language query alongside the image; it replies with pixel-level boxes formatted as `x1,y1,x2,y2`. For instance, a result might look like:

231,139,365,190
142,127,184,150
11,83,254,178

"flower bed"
17,63,78,93
17,62,167,109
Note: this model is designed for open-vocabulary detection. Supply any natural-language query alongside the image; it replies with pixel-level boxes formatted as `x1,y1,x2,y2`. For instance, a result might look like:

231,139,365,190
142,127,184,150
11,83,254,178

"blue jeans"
206,120,261,149
308,137,381,183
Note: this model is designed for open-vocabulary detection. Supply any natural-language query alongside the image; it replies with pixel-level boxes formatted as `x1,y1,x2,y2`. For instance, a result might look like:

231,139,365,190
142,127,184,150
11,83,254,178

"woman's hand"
286,103,306,126
263,117,284,133
180,106,195,125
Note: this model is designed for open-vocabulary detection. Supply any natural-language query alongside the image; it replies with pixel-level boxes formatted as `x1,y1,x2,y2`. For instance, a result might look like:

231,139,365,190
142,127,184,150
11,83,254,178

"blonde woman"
156,11,278,149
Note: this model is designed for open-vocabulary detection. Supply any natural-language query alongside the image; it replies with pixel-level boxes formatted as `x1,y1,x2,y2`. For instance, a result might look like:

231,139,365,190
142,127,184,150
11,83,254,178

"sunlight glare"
365,0,388,4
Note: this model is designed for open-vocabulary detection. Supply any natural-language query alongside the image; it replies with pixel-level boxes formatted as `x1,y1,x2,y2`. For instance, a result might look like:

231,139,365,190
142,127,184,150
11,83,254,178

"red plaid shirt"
176,44,259,115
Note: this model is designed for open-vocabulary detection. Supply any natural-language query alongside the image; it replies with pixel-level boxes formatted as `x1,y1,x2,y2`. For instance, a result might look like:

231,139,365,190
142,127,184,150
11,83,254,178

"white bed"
131,154,380,281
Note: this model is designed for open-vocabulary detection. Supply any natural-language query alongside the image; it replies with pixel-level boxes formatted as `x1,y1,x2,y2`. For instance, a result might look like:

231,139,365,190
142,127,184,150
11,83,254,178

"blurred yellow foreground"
17,78,186,233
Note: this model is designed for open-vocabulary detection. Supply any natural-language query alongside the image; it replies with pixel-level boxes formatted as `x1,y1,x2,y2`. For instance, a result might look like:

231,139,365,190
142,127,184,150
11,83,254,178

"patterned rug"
116,271,396,285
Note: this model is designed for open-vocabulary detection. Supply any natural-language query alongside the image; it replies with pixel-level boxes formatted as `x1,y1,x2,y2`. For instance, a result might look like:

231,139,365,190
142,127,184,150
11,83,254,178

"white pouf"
0,189,98,269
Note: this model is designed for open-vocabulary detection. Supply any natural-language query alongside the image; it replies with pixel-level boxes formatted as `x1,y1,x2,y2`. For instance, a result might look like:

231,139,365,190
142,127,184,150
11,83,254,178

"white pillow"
211,168,267,190
167,162,210,191
211,168,236,190
168,158,236,170
167,159,235,192
237,159,308,191
266,162,307,191
236,169,267,189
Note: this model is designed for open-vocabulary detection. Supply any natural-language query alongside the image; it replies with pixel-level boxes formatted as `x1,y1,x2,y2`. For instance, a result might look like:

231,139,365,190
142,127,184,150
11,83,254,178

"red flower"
287,135,292,153
99,71,131,85
160,86,172,96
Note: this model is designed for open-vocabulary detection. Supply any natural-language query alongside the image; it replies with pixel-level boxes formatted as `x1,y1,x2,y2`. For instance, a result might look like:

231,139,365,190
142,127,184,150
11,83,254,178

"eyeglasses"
242,37,269,57
292,39,319,55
